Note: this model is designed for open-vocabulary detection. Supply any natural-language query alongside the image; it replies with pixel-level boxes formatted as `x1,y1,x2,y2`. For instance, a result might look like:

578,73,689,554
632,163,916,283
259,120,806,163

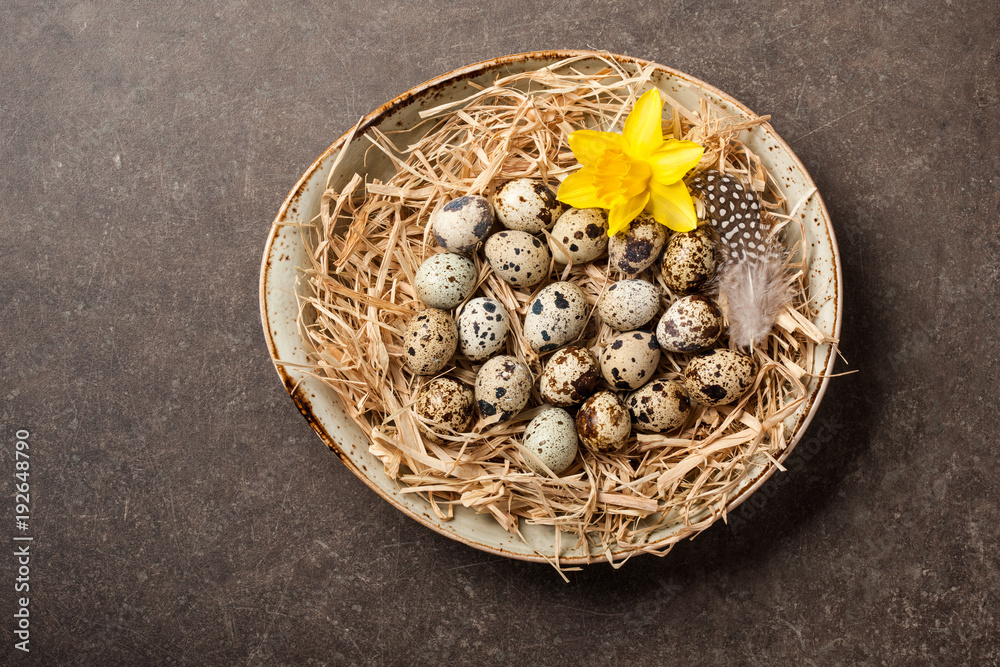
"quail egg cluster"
401,176,762,477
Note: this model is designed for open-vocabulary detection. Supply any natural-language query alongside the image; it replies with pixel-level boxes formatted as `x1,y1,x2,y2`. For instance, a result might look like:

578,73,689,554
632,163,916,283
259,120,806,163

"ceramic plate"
259,51,842,564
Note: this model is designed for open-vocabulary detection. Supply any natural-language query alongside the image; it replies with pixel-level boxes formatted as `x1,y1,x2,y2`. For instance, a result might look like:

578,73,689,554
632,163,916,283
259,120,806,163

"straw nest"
290,54,837,570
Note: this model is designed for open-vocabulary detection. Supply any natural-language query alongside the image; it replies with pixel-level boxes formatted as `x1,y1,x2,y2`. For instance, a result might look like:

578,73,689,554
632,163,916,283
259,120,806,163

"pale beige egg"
521,408,578,475
474,355,532,423
600,330,661,391
626,379,691,434
683,349,756,406
523,281,589,353
402,309,458,375
483,230,551,288
492,179,564,233
598,279,661,332
549,208,608,264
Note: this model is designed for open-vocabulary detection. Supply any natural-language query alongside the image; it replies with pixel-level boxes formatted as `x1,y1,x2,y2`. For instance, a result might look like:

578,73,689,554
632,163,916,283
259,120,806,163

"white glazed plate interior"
260,51,842,565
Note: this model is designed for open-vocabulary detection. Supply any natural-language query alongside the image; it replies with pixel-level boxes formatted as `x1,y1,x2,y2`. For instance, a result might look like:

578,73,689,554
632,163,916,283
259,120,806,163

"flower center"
590,150,651,204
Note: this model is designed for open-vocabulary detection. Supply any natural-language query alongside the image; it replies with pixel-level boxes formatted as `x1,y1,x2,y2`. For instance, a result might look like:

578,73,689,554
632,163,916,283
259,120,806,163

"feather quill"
688,170,792,349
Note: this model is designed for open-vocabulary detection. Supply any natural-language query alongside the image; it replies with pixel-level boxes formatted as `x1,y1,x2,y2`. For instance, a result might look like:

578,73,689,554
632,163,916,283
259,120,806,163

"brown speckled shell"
575,391,631,453
474,355,532,422
483,230,551,287
431,195,495,253
492,179,564,233
402,308,458,375
655,295,723,353
414,378,475,442
457,297,510,361
608,213,668,274
539,346,601,407
598,279,661,332
626,379,691,434
414,252,477,309
660,226,717,294
600,330,661,391
683,349,756,407
523,281,589,353
549,208,608,264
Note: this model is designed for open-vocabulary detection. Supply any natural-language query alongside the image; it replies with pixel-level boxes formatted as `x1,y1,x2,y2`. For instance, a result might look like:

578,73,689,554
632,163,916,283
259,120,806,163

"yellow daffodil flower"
556,88,705,236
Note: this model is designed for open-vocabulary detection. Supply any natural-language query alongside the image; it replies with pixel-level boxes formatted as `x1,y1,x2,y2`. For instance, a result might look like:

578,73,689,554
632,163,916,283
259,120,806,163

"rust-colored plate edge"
259,50,843,566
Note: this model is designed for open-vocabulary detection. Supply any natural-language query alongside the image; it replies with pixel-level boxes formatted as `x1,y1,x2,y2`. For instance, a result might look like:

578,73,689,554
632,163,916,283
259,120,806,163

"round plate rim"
259,50,844,565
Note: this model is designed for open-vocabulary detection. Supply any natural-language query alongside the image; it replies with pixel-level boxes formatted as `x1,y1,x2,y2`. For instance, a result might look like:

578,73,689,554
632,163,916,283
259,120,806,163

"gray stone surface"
1,1,998,664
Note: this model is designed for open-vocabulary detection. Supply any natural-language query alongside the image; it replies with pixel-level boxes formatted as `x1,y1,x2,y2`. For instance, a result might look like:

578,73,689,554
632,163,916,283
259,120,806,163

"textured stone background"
1,1,998,664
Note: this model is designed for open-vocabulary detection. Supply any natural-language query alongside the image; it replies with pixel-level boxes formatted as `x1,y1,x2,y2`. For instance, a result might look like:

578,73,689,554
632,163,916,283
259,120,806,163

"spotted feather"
687,170,791,349
688,170,766,263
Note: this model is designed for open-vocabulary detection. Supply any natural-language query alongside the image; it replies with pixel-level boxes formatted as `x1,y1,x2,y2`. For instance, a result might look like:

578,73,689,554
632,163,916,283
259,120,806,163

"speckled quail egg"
521,408,579,475
600,330,661,391
413,378,475,442
432,195,494,253
492,179,564,233
483,230,551,287
549,208,608,264
538,346,601,407
457,297,509,361
575,391,631,453
523,281,589,353
402,309,458,375
683,349,756,406
414,253,477,309
626,379,691,434
474,355,532,422
608,213,668,274
656,295,723,354
598,279,661,332
660,225,717,294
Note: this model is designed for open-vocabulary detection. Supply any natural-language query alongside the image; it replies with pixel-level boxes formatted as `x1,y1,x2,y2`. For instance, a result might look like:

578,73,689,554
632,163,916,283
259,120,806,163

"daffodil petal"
622,89,663,159
568,130,624,167
607,192,650,236
649,140,705,184
647,179,697,232
557,168,605,209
